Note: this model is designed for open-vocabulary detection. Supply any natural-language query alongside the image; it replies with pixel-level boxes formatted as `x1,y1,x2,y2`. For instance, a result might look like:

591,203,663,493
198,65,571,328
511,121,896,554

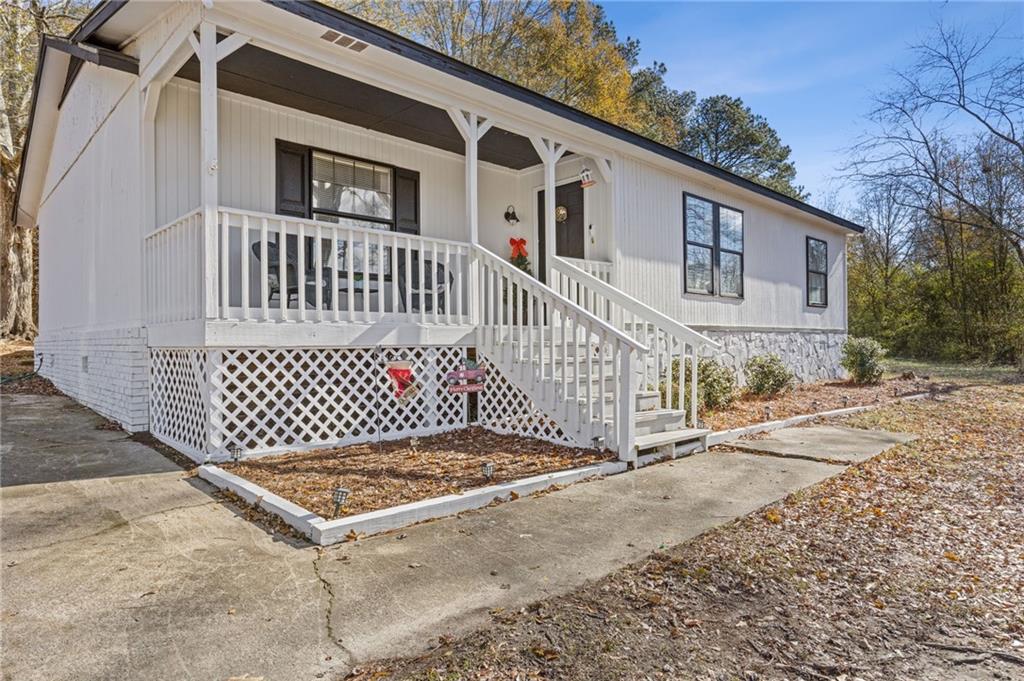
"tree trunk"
0,219,37,340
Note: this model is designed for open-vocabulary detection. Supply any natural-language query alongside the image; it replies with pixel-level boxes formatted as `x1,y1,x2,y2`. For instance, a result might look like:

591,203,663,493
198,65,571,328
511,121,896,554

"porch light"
481,462,495,479
332,487,351,517
579,166,596,189
504,205,520,226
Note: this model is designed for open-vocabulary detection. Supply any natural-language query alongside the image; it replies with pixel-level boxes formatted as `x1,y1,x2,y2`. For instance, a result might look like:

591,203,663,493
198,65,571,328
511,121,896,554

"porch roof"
174,43,543,170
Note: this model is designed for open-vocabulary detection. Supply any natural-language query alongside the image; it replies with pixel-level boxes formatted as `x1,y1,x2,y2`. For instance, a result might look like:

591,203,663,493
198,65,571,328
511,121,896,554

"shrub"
841,336,886,384
745,354,795,396
662,357,737,412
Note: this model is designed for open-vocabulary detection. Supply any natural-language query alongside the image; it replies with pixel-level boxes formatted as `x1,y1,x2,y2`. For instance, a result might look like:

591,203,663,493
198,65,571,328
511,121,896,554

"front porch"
138,4,714,464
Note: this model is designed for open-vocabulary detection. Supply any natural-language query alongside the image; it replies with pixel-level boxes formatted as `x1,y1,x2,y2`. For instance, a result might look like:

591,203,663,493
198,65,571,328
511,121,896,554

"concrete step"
634,427,710,453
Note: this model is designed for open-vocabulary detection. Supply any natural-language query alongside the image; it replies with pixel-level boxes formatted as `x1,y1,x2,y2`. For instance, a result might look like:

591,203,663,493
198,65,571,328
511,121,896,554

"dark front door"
538,181,585,283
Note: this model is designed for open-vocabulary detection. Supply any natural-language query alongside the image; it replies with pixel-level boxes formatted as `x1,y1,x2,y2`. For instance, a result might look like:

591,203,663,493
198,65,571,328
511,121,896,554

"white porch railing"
144,208,471,325
551,256,718,428
475,245,646,459
144,208,204,323
560,256,613,284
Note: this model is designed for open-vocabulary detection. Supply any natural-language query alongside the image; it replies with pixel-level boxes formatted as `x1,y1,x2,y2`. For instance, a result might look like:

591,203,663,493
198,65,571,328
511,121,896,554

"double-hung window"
806,237,828,307
684,194,744,297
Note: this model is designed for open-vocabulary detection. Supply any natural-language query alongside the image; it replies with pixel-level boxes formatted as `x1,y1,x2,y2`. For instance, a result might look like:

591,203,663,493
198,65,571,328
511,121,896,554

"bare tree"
848,22,1024,264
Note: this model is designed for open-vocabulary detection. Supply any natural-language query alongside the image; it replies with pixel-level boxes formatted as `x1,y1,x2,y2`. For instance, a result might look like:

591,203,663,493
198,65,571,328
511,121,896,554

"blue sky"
600,1,1023,207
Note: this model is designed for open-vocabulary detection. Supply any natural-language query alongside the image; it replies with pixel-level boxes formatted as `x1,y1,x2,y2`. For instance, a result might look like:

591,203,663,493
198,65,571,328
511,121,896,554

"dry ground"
221,427,613,518
349,375,1024,680
703,374,949,432
0,340,60,396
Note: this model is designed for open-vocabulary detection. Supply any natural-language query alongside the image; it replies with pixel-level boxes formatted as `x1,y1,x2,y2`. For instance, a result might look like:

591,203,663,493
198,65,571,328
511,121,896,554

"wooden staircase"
474,245,716,462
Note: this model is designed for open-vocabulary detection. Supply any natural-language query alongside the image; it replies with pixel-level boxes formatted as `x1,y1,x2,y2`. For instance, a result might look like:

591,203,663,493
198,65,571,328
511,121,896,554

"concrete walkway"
726,425,917,464
2,392,844,680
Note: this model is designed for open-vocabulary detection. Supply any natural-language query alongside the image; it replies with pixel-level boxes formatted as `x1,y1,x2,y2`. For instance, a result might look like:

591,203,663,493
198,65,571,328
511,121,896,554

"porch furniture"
251,241,332,309
397,257,452,313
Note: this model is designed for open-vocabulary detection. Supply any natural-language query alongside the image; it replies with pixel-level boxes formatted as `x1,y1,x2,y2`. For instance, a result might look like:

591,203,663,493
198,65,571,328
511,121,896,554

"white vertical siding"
36,65,143,333
614,156,848,330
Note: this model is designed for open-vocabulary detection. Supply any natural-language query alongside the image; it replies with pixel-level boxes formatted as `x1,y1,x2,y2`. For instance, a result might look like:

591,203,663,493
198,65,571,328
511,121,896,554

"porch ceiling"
175,43,543,170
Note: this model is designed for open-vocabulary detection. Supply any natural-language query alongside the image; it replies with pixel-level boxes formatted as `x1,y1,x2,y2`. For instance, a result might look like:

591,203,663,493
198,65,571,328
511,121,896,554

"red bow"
509,238,528,259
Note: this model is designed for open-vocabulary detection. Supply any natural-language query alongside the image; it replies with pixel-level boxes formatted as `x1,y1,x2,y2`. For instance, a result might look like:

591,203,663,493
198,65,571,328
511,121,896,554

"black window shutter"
394,167,420,234
276,140,309,217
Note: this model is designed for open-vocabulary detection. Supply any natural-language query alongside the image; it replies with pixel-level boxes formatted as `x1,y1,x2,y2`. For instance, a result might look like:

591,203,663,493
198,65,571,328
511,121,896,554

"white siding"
614,156,848,331
36,64,143,333
156,80,518,242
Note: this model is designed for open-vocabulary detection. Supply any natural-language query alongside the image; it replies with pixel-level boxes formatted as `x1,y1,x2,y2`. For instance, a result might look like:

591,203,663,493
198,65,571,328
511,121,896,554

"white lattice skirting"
150,346,578,462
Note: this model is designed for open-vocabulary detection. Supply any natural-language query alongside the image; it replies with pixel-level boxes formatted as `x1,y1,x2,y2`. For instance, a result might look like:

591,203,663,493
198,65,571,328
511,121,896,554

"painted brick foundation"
35,326,149,431
698,328,847,384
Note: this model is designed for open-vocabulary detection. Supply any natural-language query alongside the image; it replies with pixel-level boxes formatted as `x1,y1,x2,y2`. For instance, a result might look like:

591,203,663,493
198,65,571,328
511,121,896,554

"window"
684,194,744,297
806,236,828,307
275,141,420,278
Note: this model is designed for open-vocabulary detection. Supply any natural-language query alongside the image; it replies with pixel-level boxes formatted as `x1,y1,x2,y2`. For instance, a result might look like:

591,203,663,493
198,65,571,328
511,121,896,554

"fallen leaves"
222,427,612,519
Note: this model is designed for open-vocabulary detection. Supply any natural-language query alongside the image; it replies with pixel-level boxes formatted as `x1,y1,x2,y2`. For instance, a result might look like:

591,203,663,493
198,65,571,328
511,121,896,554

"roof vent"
319,30,369,53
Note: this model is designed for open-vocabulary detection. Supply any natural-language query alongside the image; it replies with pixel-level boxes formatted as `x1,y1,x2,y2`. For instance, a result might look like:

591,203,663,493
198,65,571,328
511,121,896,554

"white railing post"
198,21,220,320
690,343,699,428
617,344,637,462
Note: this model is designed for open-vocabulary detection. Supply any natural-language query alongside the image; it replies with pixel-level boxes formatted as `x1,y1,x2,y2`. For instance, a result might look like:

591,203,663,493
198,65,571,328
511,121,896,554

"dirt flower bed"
221,427,614,519
350,382,1024,681
703,374,948,431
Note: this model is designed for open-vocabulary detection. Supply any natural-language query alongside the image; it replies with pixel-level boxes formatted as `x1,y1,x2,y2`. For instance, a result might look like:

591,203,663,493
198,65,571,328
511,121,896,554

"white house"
15,0,863,465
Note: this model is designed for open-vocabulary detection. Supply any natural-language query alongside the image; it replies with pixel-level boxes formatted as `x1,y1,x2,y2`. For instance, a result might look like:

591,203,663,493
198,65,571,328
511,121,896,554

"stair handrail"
474,245,648,354
552,256,720,350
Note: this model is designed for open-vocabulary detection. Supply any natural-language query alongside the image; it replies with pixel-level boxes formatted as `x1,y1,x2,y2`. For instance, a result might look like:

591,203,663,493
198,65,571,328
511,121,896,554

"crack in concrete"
312,547,351,662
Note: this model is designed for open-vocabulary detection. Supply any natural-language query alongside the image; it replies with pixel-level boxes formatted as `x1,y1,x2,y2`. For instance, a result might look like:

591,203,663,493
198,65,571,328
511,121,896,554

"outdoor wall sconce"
504,205,519,225
555,205,568,222
579,166,596,189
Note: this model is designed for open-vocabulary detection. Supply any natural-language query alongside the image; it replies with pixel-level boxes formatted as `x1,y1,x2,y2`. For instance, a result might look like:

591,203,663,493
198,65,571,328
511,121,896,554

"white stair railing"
474,245,647,460
144,208,204,323
552,257,719,428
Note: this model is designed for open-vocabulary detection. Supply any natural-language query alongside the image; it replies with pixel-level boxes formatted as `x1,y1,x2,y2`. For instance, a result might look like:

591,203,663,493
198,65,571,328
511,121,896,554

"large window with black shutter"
683,193,744,297
275,140,419,276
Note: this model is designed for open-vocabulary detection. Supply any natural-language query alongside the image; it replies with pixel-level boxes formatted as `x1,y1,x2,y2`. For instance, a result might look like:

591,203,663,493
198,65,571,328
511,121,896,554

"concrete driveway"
2,392,849,680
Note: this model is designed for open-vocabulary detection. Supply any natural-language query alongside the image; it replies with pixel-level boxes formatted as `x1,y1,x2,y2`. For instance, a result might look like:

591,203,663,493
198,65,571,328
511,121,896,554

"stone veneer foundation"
697,328,847,384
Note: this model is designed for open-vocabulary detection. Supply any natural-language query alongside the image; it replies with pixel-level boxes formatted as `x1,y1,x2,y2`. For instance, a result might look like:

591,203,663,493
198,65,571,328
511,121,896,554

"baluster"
260,217,269,320
278,219,287,320
376,230,385,319
417,242,426,325
240,215,250,319
611,339,622,449
431,241,439,325
443,243,451,324
652,325,662,408
404,237,413,322
585,320,594,428
598,335,607,433
361,233,369,321
346,229,355,322
391,233,399,317
219,210,229,318
561,305,568,418
525,286,534,386
538,294,546,400
331,226,340,322
666,334,674,411
315,223,324,321
690,344,698,428
297,221,306,321
676,337,685,414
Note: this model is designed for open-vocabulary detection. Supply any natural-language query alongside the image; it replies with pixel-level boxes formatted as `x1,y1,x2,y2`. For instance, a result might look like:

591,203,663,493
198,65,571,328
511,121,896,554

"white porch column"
198,21,220,320
528,137,567,283
448,108,493,323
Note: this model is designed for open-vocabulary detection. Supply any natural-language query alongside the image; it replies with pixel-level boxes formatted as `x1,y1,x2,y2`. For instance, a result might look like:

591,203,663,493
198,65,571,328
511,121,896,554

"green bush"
662,357,737,413
745,354,795,396
841,336,886,384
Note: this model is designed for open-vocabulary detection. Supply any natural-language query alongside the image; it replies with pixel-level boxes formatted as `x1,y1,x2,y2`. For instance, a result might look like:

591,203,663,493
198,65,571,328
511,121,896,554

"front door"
537,181,585,283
